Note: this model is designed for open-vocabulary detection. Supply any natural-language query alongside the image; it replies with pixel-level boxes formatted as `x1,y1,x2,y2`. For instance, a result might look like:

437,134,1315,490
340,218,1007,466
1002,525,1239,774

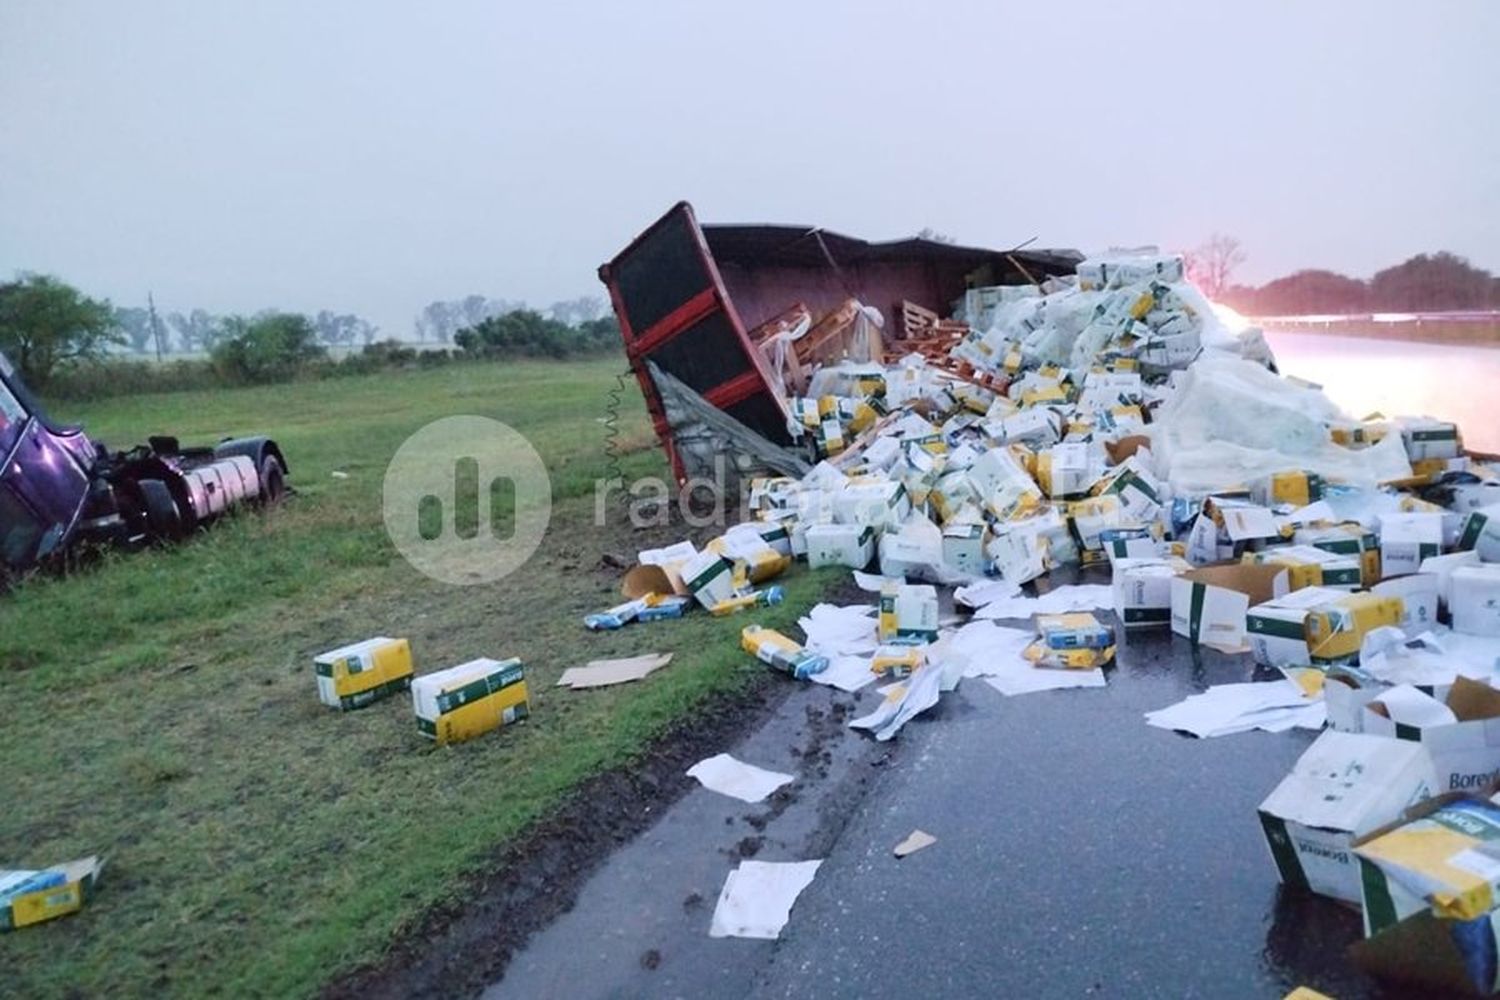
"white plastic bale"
1146,357,1413,495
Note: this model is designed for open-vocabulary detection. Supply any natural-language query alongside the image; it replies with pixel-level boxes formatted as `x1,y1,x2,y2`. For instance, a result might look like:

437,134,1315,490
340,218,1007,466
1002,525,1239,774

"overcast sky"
2,1,1496,337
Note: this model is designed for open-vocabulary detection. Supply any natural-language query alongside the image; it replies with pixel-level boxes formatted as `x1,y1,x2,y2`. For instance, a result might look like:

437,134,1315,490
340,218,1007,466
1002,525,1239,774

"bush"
454,310,620,358
46,358,219,401
210,313,327,384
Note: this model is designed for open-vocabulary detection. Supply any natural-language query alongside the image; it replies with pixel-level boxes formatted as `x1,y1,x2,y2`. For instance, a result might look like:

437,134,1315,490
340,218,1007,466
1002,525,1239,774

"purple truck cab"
0,349,288,580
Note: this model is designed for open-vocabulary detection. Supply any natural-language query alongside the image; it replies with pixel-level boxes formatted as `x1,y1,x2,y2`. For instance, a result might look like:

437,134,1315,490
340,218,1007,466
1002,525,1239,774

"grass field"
0,358,838,997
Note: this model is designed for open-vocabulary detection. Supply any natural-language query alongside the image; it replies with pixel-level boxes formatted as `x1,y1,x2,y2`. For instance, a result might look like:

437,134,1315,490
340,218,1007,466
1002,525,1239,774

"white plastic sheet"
1147,356,1412,494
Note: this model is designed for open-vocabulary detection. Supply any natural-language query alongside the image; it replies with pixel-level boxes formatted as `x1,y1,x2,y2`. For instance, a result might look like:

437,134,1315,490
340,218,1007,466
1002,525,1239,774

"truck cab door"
0,360,92,568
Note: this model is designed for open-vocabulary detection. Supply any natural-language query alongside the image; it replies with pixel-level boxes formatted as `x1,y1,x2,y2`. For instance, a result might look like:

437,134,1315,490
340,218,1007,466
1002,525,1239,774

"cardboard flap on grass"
622,565,674,599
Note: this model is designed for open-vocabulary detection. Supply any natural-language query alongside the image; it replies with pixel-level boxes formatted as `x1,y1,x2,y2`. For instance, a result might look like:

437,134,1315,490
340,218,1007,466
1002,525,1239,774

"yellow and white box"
1,857,105,932
413,657,530,746
878,582,939,643
314,637,415,711
1243,545,1362,591
1246,587,1350,668
1303,593,1405,665
1036,442,1099,499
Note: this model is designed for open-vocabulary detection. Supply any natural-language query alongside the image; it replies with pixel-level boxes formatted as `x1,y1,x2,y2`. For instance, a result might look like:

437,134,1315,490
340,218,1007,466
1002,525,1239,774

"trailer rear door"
598,202,790,483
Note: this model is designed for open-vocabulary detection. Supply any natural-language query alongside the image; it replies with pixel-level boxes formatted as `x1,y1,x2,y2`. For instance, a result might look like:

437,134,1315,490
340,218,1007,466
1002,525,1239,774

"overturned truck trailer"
599,201,1080,488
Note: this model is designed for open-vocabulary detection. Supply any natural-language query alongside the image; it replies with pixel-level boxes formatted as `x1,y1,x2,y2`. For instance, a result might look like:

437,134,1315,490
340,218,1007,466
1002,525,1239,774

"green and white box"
1257,730,1437,905
805,522,875,570
1111,557,1184,629
1397,416,1460,461
1378,512,1444,578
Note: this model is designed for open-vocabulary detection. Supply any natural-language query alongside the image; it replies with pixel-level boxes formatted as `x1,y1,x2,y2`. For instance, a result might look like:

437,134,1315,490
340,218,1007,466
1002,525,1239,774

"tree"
167,308,227,354
310,310,377,348
210,312,327,383
415,300,457,343
0,273,122,385
1236,269,1371,316
1184,234,1247,299
113,305,155,354
547,296,605,327
1370,252,1495,312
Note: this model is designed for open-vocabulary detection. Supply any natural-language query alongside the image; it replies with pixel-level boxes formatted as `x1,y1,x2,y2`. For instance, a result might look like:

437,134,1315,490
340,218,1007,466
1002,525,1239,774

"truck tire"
258,455,287,504
138,478,184,541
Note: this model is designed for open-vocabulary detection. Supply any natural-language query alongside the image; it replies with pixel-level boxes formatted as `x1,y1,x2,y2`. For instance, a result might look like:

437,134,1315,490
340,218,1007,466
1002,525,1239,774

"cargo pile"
601,246,1500,986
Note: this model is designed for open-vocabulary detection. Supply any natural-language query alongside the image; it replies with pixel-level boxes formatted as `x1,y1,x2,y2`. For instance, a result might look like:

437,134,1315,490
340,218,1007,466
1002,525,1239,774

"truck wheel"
258,455,287,504
138,479,185,541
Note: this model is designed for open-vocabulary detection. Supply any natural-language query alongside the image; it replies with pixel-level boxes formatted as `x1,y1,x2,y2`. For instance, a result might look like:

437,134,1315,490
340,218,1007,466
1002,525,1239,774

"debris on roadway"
893,830,937,858
708,859,824,940
686,753,795,804
590,204,1500,984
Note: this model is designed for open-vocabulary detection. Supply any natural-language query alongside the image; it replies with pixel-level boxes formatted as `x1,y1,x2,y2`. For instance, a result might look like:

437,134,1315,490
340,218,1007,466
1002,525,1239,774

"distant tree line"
412,294,607,342
0,272,625,398
1221,252,1500,316
108,303,380,355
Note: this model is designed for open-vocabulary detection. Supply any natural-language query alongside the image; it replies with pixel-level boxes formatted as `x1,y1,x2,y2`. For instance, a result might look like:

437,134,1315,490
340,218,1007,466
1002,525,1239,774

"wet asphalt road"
490,606,1404,1000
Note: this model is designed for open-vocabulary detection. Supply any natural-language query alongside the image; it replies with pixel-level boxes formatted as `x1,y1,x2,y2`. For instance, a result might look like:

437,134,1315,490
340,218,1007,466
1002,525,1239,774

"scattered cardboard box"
1112,557,1186,629
1170,563,1289,653
313,637,414,711
1363,678,1500,794
805,522,875,570
1246,587,1349,668
412,657,530,745
1304,593,1406,665
1451,565,1500,637
1379,512,1444,579
1351,794,1500,996
878,582,939,643
1257,730,1437,904
1,857,104,931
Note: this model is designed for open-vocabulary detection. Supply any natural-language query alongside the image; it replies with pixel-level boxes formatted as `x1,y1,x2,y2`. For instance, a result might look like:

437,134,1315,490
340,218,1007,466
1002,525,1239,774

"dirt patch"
323,670,794,1000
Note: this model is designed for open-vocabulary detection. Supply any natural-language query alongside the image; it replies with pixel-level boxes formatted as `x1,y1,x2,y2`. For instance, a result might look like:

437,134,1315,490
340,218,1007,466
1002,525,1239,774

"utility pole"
147,292,165,363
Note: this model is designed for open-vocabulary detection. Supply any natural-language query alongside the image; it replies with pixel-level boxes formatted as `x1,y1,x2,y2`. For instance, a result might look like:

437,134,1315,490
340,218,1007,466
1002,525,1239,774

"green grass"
0,358,839,997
